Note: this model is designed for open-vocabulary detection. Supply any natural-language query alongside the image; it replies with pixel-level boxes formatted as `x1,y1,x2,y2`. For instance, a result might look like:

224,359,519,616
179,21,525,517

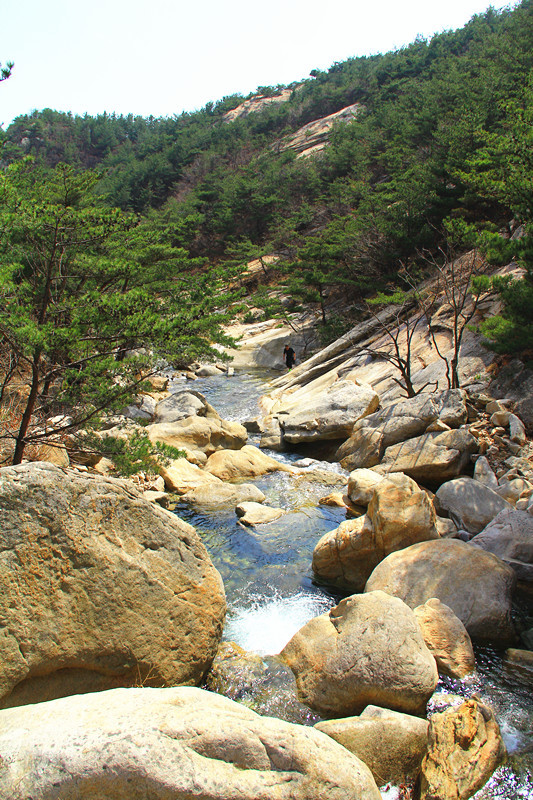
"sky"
0,0,518,128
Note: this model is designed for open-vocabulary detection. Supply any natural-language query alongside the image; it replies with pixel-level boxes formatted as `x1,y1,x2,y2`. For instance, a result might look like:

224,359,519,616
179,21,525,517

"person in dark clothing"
283,344,296,370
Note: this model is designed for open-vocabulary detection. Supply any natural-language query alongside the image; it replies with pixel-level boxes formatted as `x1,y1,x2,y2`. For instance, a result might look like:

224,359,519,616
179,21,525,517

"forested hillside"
1,0,532,347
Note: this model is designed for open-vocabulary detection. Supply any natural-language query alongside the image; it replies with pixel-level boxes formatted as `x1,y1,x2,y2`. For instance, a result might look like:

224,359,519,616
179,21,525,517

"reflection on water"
171,369,533,799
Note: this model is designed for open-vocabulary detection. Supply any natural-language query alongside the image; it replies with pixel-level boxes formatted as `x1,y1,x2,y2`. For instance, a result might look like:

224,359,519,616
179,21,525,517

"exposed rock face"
335,389,468,469
470,508,533,582
316,705,429,786
223,87,295,122
0,463,226,708
0,686,382,800
414,598,476,679
419,699,506,800
377,428,478,482
278,103,363,157
435,476,512,534
365,539,516,645
279,380,379,443
280,591,438,717
313,473,438,592
346,468,384,504
204,445,291,481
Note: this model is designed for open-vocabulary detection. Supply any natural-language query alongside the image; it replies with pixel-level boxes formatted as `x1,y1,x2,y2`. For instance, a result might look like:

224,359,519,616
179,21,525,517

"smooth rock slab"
0,463,226,708
365,539,516,645
280,591,438,717
0,686,382,800
316,705,429,786
204,444,291,481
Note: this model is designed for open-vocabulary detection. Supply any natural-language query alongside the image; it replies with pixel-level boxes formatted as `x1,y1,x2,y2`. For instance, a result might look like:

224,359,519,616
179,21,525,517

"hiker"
283,344,296,370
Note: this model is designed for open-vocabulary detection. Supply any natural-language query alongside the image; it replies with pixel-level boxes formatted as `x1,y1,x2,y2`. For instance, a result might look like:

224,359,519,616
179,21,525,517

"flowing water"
169,368,533,799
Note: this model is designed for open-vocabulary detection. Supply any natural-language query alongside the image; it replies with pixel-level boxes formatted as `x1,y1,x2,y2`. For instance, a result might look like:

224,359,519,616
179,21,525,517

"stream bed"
169,368,533,799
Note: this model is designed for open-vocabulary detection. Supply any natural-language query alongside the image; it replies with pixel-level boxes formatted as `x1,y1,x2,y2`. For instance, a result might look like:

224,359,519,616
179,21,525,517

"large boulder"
147,415,247,458
0,686,382,800
413,598,476,679
365,539,516,645
0,463,226,709
335,390,468,469
204,445,292,481
435,476,512,534
312,473,438,592
315,705,429,786
377,428,478,482
236,502,284,525
279,380,379,444
471,508,533,582
154,389,216,424
280,591,438,717
419,699,506,800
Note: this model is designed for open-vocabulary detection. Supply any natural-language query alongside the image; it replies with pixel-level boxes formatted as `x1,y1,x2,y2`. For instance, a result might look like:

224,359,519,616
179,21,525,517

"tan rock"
378,428,478,482
34,442,70,467
313,474,438,593
419,699,506,800
316,705,429,786
147,415,247,457
204,444,291,481
146,375,169,392
414,598,476,678
337,425,384,470
236,502,284,525
280,591,438,717
181,482,266,509
346,468,384,505
0,686,382,800
159,457,220,494
0,463,226,708
365,539,516,645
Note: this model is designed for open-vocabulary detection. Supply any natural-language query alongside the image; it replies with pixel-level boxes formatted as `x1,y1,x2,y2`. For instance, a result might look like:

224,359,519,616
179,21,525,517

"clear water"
170,369,533,799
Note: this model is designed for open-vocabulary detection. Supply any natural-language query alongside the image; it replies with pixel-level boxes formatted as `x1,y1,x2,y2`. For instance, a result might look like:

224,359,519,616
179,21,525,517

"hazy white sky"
0,0,517,127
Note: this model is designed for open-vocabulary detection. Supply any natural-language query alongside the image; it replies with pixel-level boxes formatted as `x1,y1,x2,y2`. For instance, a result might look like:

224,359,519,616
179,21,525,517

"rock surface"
471,508,533,582
147,414,247,458
0,462,226,708
236,502,284,525
365,539,516,644
419,698,506,800
313,473,438,592
204,444,291,481
279,379,379,443
280,591,438,717
315,705,429,786
377,428,478,482
414,598,476,679
0,686,382,800
435,476,512,534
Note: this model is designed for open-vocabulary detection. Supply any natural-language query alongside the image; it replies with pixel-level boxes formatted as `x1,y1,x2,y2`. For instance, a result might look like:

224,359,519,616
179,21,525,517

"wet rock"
414,598,476,679
470,508,533,582
206,641,318,725
503,648,533,685
0,686,382,800
0,463,226,708
315,705,429,786
236,502,284,525
435,476,513,534
204,444,292,481
280,591,438,717
365,539,516,645
419,698,506,800
280,380,379,443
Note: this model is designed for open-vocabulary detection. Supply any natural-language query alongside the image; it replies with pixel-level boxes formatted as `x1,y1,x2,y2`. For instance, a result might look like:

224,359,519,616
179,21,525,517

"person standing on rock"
283,344,296,370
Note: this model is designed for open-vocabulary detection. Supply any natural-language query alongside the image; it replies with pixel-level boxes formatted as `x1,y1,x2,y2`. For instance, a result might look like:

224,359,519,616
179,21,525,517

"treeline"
1,1,532,342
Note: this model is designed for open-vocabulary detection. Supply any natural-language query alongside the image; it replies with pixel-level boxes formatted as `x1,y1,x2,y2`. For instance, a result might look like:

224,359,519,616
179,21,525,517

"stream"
169,368,533,799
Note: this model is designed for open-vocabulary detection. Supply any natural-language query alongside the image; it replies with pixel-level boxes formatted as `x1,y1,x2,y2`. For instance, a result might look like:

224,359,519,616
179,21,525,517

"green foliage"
0,160,237,463
78,429,185,477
